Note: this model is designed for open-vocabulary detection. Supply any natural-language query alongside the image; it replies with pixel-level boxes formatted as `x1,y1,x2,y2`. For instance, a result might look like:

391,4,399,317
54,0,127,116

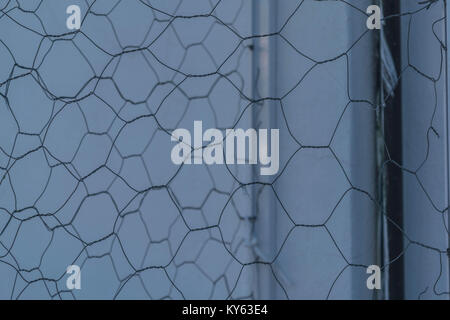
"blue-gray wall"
0,0,448,300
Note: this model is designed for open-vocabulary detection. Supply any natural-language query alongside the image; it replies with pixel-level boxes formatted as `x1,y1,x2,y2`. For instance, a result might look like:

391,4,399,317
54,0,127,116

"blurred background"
0,0,448,300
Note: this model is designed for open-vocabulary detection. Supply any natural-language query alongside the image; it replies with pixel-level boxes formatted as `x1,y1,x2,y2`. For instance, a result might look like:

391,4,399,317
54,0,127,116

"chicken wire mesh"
0,0,448,300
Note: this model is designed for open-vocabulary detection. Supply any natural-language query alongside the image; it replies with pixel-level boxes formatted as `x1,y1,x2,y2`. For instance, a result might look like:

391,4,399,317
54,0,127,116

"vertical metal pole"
382,0,404,300
252,0,278,299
